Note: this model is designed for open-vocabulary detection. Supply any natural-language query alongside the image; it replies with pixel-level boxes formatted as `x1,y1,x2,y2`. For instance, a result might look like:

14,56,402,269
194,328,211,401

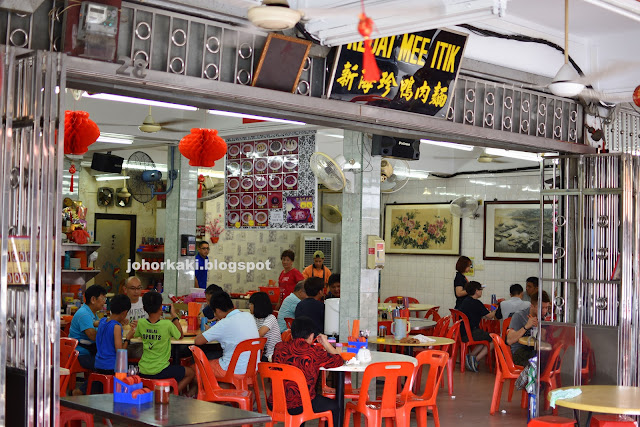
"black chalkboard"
253,34,312,94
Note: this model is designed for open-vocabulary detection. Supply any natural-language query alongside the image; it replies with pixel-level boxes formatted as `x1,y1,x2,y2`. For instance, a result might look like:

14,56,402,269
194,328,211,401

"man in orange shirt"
302,250,331,286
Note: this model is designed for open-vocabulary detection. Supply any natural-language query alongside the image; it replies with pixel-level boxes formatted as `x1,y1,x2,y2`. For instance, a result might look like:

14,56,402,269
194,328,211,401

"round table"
369,336,454,356
378,303,435,312
408,318,437,331
518,336,552,351
552,385,640,426
321,350,417,427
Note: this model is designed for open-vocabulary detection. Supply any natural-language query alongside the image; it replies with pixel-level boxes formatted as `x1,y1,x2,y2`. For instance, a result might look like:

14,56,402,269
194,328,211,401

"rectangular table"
61,394,271,427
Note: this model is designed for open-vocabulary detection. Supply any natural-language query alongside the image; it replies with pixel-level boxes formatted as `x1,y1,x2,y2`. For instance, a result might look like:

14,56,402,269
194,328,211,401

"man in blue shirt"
277,280,306,332
194,291,259,377
195,241,210,289
69,284,106,395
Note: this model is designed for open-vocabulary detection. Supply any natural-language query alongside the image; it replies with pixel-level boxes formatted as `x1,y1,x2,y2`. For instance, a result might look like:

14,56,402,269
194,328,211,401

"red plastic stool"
180,356,193,367
142,378,179,395
591,415,638,426
86,373,114,395
60,407,95,427
528,416,577,426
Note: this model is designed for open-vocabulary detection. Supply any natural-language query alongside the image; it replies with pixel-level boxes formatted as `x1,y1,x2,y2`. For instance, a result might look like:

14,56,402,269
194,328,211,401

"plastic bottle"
63,252,71,270
76,289,83,307
115,349,128,381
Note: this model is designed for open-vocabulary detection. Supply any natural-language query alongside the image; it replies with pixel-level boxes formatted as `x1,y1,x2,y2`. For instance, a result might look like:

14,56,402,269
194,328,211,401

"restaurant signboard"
328,28,468,118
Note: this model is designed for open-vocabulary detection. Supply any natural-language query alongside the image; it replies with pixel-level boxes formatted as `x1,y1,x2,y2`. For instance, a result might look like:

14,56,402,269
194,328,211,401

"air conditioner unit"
298,233,339,273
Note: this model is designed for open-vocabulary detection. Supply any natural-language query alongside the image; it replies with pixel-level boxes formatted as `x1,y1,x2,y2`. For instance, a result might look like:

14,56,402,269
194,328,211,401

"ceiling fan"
98,105,197,133
544,0,638,105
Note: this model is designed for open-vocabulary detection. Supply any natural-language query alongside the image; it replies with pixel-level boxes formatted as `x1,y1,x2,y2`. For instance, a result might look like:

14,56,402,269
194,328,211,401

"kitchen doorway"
94,214,137,294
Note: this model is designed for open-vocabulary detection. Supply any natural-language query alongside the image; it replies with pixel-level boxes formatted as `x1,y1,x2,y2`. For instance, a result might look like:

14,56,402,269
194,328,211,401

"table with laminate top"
61,394,271,427
552,385,640,426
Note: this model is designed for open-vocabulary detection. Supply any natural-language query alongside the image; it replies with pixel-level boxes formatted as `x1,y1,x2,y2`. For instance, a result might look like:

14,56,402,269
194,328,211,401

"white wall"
380,170,543,310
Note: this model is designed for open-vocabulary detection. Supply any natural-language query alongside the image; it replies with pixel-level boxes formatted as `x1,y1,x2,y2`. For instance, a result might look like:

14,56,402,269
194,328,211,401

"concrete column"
164,148,197,299
339,131,381,340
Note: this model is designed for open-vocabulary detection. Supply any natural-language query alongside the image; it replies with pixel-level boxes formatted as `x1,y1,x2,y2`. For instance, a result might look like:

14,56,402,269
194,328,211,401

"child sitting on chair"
95,294,135,375
135,291,195,394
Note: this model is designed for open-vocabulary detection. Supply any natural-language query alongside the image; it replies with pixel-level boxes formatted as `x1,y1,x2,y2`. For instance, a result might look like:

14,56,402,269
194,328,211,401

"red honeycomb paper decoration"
633,85,640,108
179,129,227,167
64,111,100,155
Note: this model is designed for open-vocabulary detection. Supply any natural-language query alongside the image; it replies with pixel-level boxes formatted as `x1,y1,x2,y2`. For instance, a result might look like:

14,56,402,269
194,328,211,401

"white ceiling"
149,0,640,95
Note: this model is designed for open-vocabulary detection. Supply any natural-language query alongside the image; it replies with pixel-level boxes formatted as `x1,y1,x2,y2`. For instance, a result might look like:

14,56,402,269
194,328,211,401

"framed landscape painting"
483,201,553,261
384,203,461,255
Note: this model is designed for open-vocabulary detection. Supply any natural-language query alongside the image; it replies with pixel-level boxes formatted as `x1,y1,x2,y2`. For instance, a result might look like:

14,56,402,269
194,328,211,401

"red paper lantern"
64,111,100,155
178,129,227,167
633,85,640,108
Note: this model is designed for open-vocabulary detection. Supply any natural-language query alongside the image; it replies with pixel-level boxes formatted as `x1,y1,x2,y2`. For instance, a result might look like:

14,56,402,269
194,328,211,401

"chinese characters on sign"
329,29,468,117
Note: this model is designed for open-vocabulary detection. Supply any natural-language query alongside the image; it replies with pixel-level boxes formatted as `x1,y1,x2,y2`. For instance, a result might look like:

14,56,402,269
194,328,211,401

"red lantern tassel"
197,174,205,198
198,182,203,198
69,164,76,192
362,39,380,82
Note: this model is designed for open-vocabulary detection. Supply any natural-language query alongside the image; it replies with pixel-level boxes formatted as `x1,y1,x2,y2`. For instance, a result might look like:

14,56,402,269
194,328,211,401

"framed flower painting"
384,203,461,255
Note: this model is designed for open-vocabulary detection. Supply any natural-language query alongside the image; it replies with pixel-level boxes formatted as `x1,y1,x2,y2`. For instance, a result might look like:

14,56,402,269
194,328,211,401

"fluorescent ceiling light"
207,110,306,125
198,169,225,178
420,139,474,151
485,148,541,162
409,170,430,180
95,175,129,181
96,133,133,145
83,93,198,111
582,0,640,23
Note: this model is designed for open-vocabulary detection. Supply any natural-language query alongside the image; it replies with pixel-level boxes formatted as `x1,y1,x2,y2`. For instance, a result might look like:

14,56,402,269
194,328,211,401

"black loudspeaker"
91,152,124,173
371,135,420,160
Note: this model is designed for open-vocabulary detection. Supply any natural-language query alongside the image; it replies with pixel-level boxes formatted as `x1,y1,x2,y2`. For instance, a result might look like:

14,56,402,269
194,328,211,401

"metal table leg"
334,371,345,427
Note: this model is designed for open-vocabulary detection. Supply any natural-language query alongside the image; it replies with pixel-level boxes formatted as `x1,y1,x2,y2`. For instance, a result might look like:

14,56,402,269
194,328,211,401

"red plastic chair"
259,362,333,427
450,308,492,372
540,345,564,411
423,307,441,321
591,414,637,426
430,316,450,337
384,296,419,304
60,337,90,392
489,333,527,415
398,350,449,427
60,408,95,427
281,329,292,342
528,416,577,426
190,346,252,409
320,370,360,401
344,361,415,427
284,317,294,329
215,337,266,413
86,373,113,395
501,317,512,340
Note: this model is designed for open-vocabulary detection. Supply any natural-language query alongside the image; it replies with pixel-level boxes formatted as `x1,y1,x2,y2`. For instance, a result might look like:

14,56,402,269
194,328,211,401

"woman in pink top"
278,250,304,304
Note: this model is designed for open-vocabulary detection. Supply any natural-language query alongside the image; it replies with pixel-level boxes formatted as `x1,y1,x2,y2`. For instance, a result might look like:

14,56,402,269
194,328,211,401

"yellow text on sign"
430,41,460,73
397,34,431,66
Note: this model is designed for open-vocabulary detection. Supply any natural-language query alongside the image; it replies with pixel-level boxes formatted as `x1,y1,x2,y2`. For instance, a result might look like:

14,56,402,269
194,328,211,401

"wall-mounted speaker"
91,152,124,173
371,135,420,160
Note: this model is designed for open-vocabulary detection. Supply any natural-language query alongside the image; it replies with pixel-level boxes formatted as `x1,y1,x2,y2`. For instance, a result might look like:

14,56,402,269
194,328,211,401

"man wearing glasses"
125,276,147,324
124,276,147,360
195,241,210,289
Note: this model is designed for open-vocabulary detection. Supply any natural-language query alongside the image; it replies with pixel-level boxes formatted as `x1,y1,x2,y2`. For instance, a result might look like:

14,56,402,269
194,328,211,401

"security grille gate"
0,48,64,426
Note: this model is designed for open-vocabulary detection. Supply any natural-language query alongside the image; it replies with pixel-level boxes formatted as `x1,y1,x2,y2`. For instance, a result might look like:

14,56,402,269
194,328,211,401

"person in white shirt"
124,276,148,324
495,283,530,319
123,276,148,359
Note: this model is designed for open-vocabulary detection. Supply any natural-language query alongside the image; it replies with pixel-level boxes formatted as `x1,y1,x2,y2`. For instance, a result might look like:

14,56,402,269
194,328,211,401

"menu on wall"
224,130,316,230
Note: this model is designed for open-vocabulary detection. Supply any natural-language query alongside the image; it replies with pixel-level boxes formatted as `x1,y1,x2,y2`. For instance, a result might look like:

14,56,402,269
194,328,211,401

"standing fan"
450,196,480,219
309,152,352,192
125,151,162,204
380,158,411,193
